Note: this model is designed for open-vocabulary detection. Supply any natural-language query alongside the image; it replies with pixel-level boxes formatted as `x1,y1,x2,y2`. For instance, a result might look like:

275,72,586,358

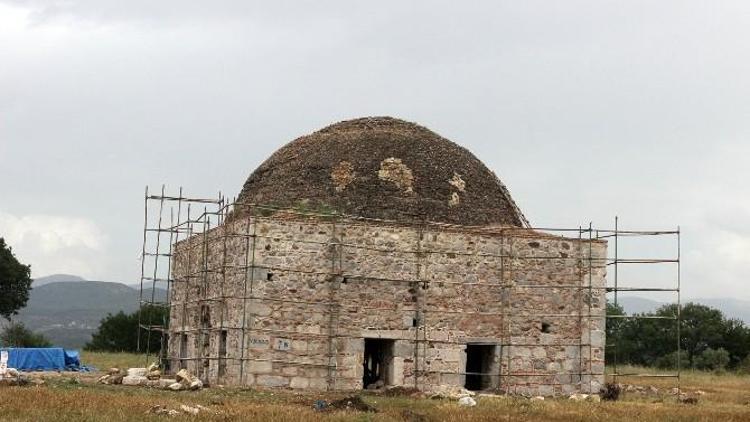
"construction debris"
0,366,31,387
428,385,476,400
98,365,203,391
147,404,219,416
127,367,148,377
122,375,148,386
458,396,477,407
568,393,588,402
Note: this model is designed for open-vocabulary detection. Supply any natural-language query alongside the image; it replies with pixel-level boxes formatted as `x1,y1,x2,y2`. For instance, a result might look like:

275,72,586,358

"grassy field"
0,355,747,421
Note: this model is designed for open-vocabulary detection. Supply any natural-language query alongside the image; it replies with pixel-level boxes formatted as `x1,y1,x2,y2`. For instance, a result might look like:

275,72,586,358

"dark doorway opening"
465,344,496,391
179,334,188,370
363,339,394,389
218,330,228,377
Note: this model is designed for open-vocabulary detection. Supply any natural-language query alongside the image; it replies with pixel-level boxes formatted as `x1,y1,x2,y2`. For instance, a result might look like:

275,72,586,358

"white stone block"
122,375,148,386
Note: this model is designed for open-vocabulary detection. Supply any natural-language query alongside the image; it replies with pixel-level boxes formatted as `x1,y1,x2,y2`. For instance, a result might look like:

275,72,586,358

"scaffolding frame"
138,186,681,393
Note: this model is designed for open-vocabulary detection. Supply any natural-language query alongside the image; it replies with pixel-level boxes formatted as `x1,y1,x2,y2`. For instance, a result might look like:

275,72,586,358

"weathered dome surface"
236,117,528,227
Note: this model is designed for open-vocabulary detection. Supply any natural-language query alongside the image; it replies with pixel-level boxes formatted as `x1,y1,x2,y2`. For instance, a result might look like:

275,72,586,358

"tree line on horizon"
606,301,750,372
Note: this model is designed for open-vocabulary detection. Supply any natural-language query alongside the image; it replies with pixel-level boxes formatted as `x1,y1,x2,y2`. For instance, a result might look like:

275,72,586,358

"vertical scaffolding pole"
677,226,682,391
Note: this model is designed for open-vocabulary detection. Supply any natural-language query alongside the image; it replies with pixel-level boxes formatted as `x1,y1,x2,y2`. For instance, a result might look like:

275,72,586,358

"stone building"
167,117,607,396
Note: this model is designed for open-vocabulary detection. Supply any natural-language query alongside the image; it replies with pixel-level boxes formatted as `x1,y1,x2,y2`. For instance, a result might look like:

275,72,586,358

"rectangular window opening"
465,344,497,391
363,338,395,390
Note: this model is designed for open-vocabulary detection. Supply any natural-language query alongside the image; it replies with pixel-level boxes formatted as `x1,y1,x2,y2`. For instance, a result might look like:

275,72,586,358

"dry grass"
80,351,150,371
0,363,748,421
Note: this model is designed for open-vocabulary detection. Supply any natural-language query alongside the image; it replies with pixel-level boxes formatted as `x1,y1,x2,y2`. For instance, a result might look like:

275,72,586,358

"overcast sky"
0,1,748,301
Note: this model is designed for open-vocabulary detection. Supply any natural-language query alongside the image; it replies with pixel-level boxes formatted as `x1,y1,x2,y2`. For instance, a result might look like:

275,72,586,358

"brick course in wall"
167,214,606,396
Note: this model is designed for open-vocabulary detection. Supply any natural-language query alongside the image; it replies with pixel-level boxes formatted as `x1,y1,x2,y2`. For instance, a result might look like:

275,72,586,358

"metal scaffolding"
138,185,681,393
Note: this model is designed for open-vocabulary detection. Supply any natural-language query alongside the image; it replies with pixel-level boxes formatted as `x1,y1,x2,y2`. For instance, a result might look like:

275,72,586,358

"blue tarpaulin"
0,348,89,372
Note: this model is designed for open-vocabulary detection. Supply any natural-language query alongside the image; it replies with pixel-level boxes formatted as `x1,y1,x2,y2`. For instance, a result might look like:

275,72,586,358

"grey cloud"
0,0,748,301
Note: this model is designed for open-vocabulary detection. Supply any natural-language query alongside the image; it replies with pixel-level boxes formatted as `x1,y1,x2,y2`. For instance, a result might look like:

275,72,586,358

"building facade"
166,117,607,395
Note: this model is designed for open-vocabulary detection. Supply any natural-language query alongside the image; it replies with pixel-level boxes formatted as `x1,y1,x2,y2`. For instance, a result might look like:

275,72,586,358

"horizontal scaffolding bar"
146,194,221,204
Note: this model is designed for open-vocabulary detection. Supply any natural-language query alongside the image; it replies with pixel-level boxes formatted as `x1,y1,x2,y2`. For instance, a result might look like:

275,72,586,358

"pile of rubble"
147,404,221,416
616,383,704,404
568,393,601,403
427,385,476,400
620,384,661,395
0,367,28,387
98,363,203,391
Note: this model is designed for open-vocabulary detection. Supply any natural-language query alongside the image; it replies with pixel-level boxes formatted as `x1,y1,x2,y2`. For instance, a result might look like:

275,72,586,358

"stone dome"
235,117,528,227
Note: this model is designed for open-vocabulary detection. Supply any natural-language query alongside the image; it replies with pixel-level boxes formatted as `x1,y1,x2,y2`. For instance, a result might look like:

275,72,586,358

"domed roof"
235,117,528,227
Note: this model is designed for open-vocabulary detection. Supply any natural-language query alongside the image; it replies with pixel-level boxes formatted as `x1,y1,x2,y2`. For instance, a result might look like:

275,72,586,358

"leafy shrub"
737,355,750,375
0,321,52,347
85,305,167,353
694,348,730,371
600,383,621,401
654,350,689,369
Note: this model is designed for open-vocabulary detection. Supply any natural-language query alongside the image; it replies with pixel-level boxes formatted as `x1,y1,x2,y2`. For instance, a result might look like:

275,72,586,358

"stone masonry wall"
168,215,606,396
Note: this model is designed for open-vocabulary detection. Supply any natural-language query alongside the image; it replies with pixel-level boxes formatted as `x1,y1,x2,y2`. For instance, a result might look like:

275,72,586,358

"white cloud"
0,212,107,279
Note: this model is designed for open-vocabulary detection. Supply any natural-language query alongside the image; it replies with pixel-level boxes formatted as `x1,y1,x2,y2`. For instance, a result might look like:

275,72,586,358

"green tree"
606,300,750,371
720,318,750,368
694,347,730,371
0,238,32,319
654,350,689,370
658,303,726,366
0,321,51,347
85,305,167,353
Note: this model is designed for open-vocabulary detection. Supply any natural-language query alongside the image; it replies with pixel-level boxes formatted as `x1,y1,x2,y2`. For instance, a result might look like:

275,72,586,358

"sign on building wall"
274,338,291,351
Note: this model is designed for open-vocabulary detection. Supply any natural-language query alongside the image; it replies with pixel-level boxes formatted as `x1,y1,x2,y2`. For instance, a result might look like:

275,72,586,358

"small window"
541,322,551,333
266,272,274,281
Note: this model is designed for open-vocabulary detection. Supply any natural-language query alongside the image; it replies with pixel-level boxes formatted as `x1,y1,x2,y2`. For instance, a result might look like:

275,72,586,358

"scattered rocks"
428,385,476,400
158,378,177,388
179,405,200,415
569,393,589,402
365,379,384,390
147,404,218,416
458,396,477,407
97,370,124,385
620,384,666,396
146,405,179,416
175,369,203,390
104,366,203,391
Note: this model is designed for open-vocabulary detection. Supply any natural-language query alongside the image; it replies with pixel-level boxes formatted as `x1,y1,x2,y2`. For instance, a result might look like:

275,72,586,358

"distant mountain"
618,296,750,324
32,274,86,287
15,279,166,349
